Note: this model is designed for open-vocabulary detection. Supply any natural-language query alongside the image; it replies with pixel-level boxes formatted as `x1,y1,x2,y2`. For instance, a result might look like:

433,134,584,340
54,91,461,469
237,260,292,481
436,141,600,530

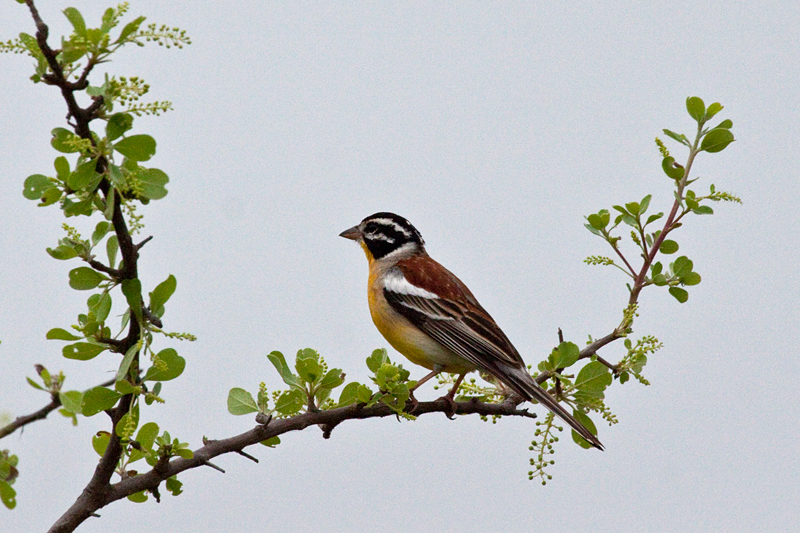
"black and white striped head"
340,212,425,260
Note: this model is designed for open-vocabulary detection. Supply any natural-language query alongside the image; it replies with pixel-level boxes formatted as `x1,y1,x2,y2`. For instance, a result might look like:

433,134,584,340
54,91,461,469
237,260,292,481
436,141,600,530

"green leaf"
47,328,82,341
700,128,735,153
356,384,374,403
338,382,360,406
121,279,143,323
63,7,87,36
661,156,685,180
116,344,139,381
296,350,323,384
260,436,281,448
692,205,714,215
686,96,705,122
59,390,84,414
714,119,733,130
51,128,81,153
39,187,62,206
107,164,127,189
319,368,345,390
106,113,133,141
107,235,119,268
669,287,689,303
63,197,94,217
138,168,169,200
26,377,46,391
128,491,148,503
91,292,112,323
92,431,110,456
54,156,70,179
82,386,122,416
571,409,599,449
63,342,106,361
659,240,679,254
681,272,702,286
274,389,304,415
144,348,185,382
645,212,664,226
227,388,259,415
166,476,183,496
267,351,300,389
0,479,17,510
366,348,390,373
67,160,98,192
552,342,580,369
625,201,640,216
672,256,693,278
149,274,176,317
574,361,612,397
114,134,156,161
705,102,723,120
69,267,106,290
46,245,79,261
115,379,136,395
23,174,52,200
639,194,652,215
662,129,690,146
116,15,146,43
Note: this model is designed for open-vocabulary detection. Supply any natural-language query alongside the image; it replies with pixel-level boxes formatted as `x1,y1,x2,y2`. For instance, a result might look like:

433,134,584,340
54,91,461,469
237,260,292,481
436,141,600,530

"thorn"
236,450,259,463
202,460,225,474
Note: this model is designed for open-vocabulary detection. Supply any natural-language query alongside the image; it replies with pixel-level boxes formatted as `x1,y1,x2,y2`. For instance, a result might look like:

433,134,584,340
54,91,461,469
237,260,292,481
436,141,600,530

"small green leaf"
260,436,281,448
128,491,148,503
46,245,79,260
54,156,70,179
67,160,98,191
47,328,82,341
319,368,345,390
227,388,259,415
625,202,640,216
356,384,374,403
574,361,612,397
116,344,139,381
672,256,693,278
26,377,46,391
705,102,723,120
59,390,84,414
296,353,323,384
115,380,136,395
700,128,735,153
267,351,300,389
552,342,580,369
144,348,185,382
106,113,134,141
659,240,679,254
116,15,146,43
107,235,119,268
692,205,714,215
39,187,63,206
121,279,143,323
366,348,389,373
639,194,652,215
114,134,156,161
661,157,685,180
669,287,689,303
51,128,81,153
714,119,732,130
92,431,110,456
23,174,52,200
138,168,169,200
338,382,360,406
69,267,106,290
645,212,664,226
0,479,17,510
90,292,112,323
686,96,706,122
166,476,183,496
82,386,122,416
274,389,304,415
571,409,599,449
149,274,176,317
662,129,690,146
682,272,702,286
63,7,87,36
63,342,106,361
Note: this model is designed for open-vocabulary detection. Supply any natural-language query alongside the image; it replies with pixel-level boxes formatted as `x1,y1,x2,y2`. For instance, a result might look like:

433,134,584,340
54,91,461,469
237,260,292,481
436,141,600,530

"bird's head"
340,212,425,262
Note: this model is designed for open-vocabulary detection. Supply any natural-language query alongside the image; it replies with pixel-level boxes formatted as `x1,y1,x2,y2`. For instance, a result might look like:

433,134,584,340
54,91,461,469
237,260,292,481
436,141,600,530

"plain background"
1,1,798,532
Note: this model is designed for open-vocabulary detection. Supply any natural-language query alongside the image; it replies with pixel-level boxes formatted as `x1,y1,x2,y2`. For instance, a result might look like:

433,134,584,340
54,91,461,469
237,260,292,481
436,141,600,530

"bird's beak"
339,225,362,241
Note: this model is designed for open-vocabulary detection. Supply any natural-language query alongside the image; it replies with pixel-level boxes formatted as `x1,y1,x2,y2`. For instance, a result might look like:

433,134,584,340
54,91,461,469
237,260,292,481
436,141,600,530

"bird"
339,212,603,450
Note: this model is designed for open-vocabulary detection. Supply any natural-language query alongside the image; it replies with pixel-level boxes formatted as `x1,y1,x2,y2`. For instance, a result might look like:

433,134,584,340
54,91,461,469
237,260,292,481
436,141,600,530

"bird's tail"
502,365,604,451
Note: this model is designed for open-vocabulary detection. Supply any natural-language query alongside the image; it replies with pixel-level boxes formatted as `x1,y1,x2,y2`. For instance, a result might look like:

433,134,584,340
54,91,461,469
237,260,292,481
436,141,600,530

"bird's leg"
407,366,442,413
437,373,466,419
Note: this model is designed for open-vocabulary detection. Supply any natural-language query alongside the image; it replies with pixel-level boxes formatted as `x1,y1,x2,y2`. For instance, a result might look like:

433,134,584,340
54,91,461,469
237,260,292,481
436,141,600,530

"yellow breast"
366,262,474,374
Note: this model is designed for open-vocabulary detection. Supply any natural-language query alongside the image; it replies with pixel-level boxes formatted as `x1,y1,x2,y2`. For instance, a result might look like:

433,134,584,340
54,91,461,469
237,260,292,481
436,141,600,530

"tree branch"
48,397,537,532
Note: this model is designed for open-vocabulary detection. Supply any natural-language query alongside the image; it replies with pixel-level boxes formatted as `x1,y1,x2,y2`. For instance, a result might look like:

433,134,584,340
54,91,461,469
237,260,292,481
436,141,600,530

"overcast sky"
1,1,798,532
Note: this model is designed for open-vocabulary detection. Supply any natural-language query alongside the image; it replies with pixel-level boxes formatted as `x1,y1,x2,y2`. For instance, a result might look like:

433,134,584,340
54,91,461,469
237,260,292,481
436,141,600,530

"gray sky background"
1,1,798,532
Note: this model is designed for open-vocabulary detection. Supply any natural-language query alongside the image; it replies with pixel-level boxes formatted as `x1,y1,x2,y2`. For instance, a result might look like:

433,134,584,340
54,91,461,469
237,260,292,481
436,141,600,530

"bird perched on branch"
340,212,603,450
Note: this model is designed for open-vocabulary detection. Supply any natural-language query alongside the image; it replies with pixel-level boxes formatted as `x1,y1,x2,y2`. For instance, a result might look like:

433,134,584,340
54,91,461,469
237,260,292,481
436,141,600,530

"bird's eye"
364,222,379,234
